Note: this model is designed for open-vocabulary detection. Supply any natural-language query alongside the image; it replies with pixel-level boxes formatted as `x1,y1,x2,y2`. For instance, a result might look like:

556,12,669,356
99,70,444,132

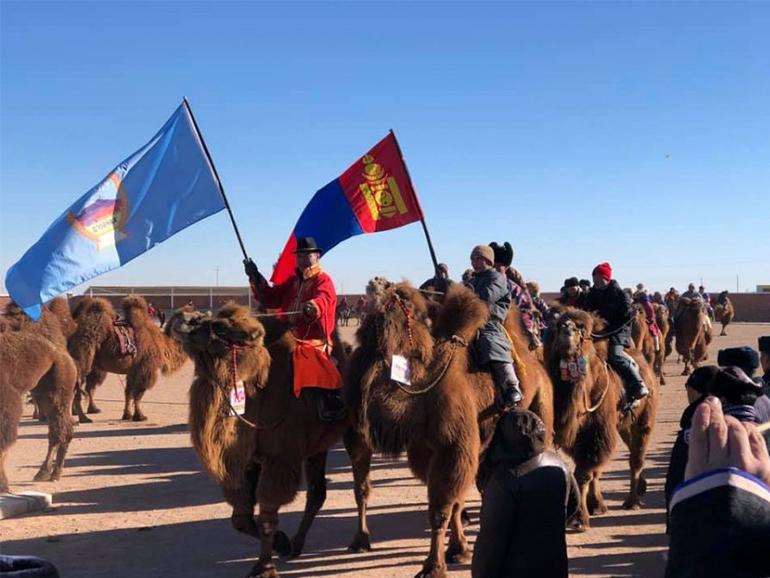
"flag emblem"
359,154,408,221
66,171,129,250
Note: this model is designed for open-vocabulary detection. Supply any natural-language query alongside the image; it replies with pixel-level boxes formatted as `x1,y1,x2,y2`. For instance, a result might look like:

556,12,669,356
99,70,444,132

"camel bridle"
557,319,609,415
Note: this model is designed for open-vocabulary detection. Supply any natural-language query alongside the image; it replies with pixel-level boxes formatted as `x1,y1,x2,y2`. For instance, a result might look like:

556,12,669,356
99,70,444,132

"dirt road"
3,323,768,577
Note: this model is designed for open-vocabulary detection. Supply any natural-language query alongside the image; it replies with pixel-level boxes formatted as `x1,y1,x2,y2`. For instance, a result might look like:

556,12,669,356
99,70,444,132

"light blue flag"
5,101,226,319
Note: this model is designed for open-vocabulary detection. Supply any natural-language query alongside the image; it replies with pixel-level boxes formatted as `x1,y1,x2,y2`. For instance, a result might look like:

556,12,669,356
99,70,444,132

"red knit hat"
592,262,612,280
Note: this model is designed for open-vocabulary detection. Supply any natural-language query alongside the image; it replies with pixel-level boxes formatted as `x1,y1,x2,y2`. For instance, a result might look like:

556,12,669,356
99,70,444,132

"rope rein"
392,335,467,396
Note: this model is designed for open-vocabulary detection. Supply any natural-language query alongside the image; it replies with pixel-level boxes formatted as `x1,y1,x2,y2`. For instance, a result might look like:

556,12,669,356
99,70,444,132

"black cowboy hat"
759,336,770,354
489,241,513,267
294,237,323,254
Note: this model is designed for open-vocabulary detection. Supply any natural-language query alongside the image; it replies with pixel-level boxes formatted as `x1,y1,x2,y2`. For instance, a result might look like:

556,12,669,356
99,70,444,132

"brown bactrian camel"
653,304,670,386
68,296,189,422
674,297,712,375
714,295,735,336
0,330,77,492
177,303,349,578
344,279,554,578
545,307,657,530
2,298,81,421
631,305,656,367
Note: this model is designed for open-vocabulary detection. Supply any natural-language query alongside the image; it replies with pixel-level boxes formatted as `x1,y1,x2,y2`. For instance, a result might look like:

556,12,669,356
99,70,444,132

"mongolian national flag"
4,100,226,320
271,132,423,284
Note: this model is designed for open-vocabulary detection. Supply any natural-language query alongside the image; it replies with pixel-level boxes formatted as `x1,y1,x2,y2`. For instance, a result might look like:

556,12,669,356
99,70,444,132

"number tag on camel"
390,355,412,385
229,381,246,416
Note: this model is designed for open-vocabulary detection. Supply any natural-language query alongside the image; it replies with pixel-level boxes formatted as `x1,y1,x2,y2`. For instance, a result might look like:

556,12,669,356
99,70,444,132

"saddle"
113,319,137,356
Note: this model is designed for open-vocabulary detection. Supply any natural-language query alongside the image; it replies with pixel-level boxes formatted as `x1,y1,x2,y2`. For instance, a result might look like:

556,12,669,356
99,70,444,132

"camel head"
359,278,434,365
552,308,598,359
179,302,270,388
165,306,207,343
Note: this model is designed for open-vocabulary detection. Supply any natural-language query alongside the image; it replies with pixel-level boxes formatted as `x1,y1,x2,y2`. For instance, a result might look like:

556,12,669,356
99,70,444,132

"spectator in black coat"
664,365,720,524
760,336,770,394
666,395,770,578
472,410,579,578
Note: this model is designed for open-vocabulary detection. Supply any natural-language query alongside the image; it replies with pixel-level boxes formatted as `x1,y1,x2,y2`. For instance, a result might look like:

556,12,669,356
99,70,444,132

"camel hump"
73,297,114,321
122,295,151,326
432,284,489,342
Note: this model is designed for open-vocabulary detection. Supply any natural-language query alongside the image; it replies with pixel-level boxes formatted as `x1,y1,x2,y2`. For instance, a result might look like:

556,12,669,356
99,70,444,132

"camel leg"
131,388,149,422
569,465,593,532
73,379,93,424
85,369,107,414
416,500,452,578
1,394,24,492
445,501,471,564
620,420,651,510
225,461,261,539
128,367,157,422
288,451,328,559
248,506,280,578
48,400,75,482
343,428,373,552
586,470,608,515
121,385,134,421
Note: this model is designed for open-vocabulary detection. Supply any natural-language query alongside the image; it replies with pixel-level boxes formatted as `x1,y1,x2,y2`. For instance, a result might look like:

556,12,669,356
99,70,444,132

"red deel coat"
251,265,337,345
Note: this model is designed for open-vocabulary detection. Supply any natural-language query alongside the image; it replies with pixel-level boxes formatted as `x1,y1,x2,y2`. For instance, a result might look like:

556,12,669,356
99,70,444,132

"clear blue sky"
2,1,768,295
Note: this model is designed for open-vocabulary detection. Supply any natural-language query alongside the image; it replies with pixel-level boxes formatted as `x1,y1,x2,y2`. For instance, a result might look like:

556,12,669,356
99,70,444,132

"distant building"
758,285,770,293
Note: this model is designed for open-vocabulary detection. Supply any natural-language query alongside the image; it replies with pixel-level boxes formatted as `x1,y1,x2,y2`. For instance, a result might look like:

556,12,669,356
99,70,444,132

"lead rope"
392,335,468,395
217,343,258,429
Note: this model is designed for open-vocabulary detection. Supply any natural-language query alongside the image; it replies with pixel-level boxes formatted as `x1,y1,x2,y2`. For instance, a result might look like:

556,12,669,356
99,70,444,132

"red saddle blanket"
292,342,342,398
113,321,137,356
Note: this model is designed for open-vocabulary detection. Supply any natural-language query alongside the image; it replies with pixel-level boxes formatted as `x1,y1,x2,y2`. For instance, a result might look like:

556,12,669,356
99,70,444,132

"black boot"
490,362,523,411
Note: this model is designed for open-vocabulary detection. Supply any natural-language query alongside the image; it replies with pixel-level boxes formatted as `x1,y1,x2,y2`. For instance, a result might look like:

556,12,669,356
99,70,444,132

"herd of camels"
0,281,734,578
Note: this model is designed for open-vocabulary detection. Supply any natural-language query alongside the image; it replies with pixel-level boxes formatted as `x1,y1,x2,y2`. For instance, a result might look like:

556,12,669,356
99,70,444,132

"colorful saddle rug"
113,320,137,356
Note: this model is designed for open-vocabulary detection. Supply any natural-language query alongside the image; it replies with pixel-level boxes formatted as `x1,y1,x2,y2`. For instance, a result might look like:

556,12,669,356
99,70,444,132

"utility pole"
215,266,220,288
737,274,740,293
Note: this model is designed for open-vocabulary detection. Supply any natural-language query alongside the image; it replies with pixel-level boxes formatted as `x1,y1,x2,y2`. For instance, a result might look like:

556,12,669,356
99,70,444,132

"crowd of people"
238,238,770,577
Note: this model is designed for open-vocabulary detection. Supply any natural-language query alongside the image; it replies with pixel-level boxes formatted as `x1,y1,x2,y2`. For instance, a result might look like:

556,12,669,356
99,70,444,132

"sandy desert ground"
3,322,768,577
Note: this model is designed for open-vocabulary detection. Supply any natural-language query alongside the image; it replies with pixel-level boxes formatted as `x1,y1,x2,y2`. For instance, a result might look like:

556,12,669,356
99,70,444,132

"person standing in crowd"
666,396,770,578
419,262,453,293
473,410,579,578
760,336,770,394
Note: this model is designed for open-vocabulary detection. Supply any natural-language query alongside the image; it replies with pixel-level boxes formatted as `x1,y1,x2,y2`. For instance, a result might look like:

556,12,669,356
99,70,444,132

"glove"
302,301,318,319
243,258,260,283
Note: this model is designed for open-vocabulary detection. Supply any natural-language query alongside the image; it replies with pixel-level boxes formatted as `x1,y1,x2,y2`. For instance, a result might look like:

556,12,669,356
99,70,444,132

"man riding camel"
585,262,650,406
634,283,660,352
243,237,343,418
468,244,523,411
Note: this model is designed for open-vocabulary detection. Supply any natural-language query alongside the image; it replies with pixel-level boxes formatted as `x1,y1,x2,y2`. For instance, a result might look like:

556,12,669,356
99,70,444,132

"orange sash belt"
292,342,342,398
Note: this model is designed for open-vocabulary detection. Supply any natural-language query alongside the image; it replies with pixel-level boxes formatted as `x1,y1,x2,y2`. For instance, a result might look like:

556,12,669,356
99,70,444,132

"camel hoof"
247,562,279,578
33,469,53,482
78,414,93,424
567,515,589,533
87,406,102,414
121,412,132,421
445,543,471,564
681,369,690,376
414,566,447,578
460,508,472,528
285,535,305,560
231,513,259,538
132,413,148,422
638,477,648,496
348,531,372,553
622,497,642,510
588,502,608,516
273,530,292,558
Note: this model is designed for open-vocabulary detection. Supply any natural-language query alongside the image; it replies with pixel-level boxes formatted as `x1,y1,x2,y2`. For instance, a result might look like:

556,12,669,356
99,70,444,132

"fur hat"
488,242,513,267
564,277,579,288
717,347,760,374
490,409,546,465
592,262,612,280
684,365,720,394
711,366,762,397
579,279,591,288
471,245,494,266
759,336,770,354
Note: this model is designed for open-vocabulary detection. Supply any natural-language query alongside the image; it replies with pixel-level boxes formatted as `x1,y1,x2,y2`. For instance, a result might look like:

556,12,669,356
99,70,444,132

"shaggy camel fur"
2,298,80,421
714,298,735,336
653,304,670,386
178,303,349,578
344,280,554,578
674,297,712,375
545,307,657,530
631,306,656,367
0,331,77,492
68,296,189,422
